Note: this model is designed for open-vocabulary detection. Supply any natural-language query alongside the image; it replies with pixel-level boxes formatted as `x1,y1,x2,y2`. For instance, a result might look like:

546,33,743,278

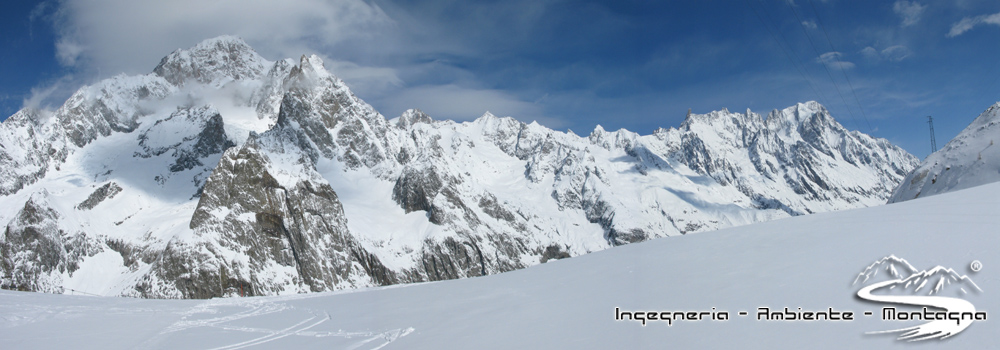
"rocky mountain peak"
588,125,639,150
285,55,334,88
676,102,836,137
3,108,44,128
153,35,268,86
679,108,762,134
396,109,433,129
766,101,836,129
474,111,514,131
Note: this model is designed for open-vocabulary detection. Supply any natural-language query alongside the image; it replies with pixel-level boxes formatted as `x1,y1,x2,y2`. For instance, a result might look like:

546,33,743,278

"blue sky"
3,1,1000,158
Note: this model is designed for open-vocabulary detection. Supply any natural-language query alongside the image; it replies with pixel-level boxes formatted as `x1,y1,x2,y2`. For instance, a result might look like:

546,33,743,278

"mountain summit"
153,35,268,86
0,36,918,298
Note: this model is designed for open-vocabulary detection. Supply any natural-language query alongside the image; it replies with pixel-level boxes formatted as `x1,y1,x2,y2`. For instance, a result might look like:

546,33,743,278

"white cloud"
22,0,611,130
323,60,403,97
827,62,855,70
947,11,1000,37
861,45,912,62
860,47,879,60
816,52,855,70
801,20,817,30
880,45,912,62
50,0,394,74
30,0,564,127
893,1,926,27
27,0,407,116
22,75,77,111
54,39,84,66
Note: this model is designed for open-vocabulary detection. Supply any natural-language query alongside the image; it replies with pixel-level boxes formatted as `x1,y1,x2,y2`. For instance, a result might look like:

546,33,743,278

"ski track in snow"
204,313,325,350
158,299,413,350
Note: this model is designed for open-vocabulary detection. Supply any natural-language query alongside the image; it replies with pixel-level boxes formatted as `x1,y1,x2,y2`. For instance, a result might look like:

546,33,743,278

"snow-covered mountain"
0,36,919,298
889,102,1000,202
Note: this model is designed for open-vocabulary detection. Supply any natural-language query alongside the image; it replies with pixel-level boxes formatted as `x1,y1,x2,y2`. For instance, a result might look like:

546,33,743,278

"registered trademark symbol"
971,260,983,272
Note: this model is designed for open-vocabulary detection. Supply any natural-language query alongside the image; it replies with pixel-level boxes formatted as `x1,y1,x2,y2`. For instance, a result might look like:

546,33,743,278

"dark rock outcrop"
1,192,100,292
76,182,123,210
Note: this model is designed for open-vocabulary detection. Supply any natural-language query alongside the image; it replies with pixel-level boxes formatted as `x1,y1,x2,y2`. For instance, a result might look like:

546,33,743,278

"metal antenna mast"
927,116,937,153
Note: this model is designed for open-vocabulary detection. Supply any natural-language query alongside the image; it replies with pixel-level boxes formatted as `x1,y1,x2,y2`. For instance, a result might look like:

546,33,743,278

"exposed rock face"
136,106,236,163
395,109,433,129
58,75,176,148
0,109,66,196
393,166,443,214
174,139,393,297
0,36,920,298
251,58,295,121
539,245,571,263
1,192,100,292
274,55,398,174
169,109,236,173
76,182,123,210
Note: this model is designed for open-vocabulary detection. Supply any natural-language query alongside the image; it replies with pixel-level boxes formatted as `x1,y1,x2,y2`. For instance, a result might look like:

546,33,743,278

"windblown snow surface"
1,180,996,349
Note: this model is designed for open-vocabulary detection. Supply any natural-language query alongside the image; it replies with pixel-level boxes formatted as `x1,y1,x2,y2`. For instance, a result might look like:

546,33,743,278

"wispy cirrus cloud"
21,74,77,111
860,45,912,62
947,11,1000,37
816,52,855,70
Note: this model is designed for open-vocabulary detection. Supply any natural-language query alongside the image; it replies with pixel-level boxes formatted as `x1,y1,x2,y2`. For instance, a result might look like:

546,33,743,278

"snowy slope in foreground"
2,181,997,348
890,102,1000,202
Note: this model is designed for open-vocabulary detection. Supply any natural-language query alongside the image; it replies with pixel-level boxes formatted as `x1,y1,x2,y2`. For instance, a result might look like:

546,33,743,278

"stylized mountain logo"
879,266,983,296
855,255,982,297
854,255,985,341
854,255,919,286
